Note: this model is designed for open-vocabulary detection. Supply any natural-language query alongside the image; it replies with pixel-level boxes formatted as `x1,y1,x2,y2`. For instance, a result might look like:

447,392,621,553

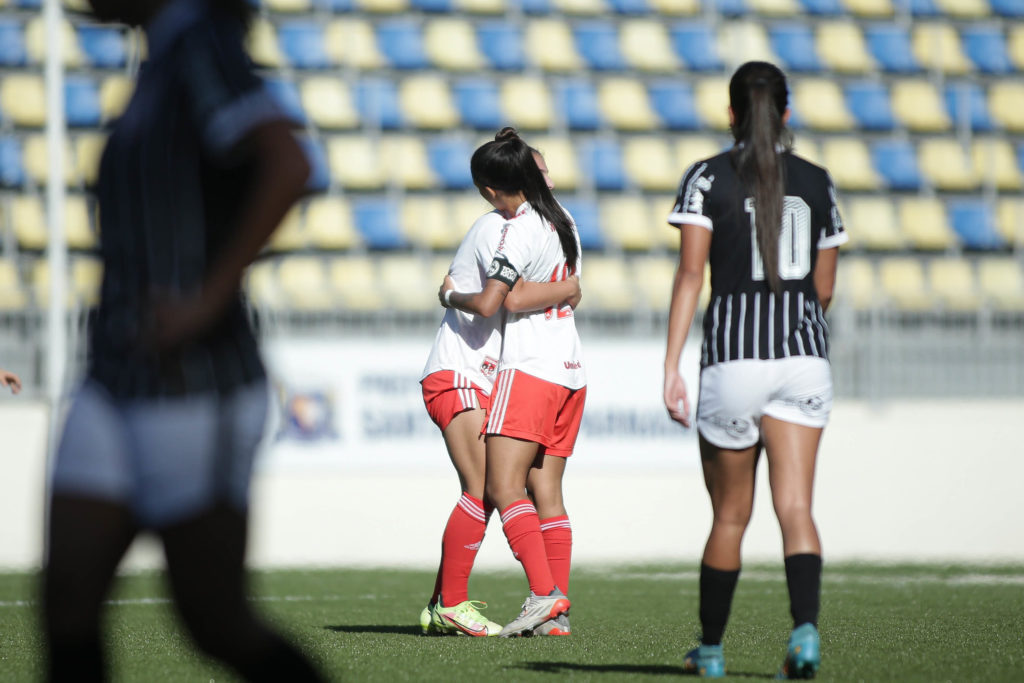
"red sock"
540,515,572,596
439,493,488,606
500,500,555,596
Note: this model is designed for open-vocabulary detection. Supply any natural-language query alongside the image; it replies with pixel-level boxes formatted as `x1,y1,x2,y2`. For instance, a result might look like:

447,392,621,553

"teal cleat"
778,623,820,679
683,644,725,678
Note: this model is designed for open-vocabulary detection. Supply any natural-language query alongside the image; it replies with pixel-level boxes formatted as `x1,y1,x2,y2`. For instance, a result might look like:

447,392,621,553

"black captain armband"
486,255,520,288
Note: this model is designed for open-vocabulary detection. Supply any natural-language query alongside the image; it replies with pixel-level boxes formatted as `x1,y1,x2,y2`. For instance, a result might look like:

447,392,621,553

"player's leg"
526,454,572,636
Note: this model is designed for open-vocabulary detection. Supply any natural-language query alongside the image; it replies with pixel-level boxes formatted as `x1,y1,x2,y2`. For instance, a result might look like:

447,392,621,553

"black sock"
699,563,740,646
784,553,822,628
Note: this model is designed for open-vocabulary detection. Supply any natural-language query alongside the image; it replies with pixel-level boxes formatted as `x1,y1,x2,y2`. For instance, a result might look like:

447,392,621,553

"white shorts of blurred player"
50,378,268,528
696,357,833,450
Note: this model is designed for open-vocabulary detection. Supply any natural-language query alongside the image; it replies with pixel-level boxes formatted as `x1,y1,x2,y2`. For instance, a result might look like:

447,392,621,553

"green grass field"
2,563,1023,681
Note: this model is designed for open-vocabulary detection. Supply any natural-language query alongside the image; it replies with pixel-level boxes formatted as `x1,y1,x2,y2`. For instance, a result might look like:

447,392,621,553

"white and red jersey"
492,202,586,390
420,209,506,393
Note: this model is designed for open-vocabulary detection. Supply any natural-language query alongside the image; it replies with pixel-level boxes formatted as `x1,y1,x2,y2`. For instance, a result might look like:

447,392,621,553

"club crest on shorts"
797,395,825,415
709,416,750,436
480,356,498,377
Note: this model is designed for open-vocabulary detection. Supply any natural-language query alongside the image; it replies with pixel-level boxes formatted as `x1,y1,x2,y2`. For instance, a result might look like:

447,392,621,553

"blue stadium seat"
1019,143,1024,174
298,136,331,192
0,20,27,67
948,201,1004,250
990,0,1024,17
648,81,700,130
871,139,923,191
453,79,503,130
311,0,357,9
278,22,331,69
573,22,628,71
65,76,101,128
961,26,1013,74
265,78,308,125
906,0,940,16
355,79,404,129
579,138,627,191
845,81,895,130
518,0,553,13
770,23,823,72
865,25,921,73
0,137,24,188
796,0,843,14
353,199,407,250
559,198,604,250
710,0,747,15
411,0,454,10
77,25,126,68
555,79,603,130
477,22,526,71
427,139,474,189
944,83,995,132
606,0,651,13
376,20,430,70
670,23,724,71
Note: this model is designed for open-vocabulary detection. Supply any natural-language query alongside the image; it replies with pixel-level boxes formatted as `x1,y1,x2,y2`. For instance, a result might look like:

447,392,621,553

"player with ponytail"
663,62,848,678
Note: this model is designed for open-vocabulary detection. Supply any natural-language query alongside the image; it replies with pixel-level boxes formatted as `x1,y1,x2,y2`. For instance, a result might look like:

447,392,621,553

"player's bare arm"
814,247,839,312
440,277,510,317
505,275,581,313
663,224,710,427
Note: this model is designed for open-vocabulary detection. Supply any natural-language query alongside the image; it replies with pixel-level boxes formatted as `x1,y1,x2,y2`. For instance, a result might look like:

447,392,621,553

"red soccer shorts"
422,370,490,432
485,369,586,457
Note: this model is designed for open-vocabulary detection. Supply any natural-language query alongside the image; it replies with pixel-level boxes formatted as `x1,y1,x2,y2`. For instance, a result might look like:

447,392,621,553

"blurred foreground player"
43,0,324,680
0,368,21,394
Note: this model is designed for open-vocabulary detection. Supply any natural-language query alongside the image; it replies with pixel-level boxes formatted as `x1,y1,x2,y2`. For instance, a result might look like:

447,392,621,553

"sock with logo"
784,553,822,628
699,563,740,646
438,493,489,606
500,500,556,596
540,515,572,596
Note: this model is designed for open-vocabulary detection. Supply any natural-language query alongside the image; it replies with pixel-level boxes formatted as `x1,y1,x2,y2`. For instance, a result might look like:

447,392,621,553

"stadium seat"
552,0,607,14
425,18,484,71
845,81,895,130
530,136,579,189
327,136,385,189
411,0,453,10
816,21,875,73
23,134,75,186
306,195,360,250
599,195,656,251
558,198,604,249
476,21,526,71
265,77,307,126
619,19,679,72
579,138,627,190
0,19,27,67
749,0,800,14
452,195,492,236
399,75,458,130
598,78,658,131
31,260,78,309
995,198,1024,246
648,0,700,14
834,257,877,311
427,138,474,189
934,0,990,18
573,21,628,71
718,22,777,66
376,20,429,70
844,196,904,250
793,79,853,131
380,136,436,189
580,255,634,311
870,139,922,190
797,0,844,14
453,79,504,130
355,78,404,130
0,258,27,313
400,195,459,249
1010,25,1024,70
266,0,313,10
770,23,823,72
456,0,506,13
10,194,44,250
977,258,1024,310
865,25,920,72
1,74,46,128
694,76,731,130
379,255,435,312
676,135,723,172
891,80,950,132
670,23,724,71
623,136,680,191
905,0,940,16
298,136,330,192
247,17,285,68
278,256,334,311
911,23,971,75
878,257,933,310
64,194,96,250
0,137,24,187
630,255,676,311
897,197,956,250
353,198,406,250
918,139,979,191
247,260,283,310
324,19,385,70
649,80,700,130
525,19,583,71
63,76,101,128
301,77,358,130
500,77,554,130
77,25,126,68
990,0,1024,17
961,25,1013,74
607,0,654,13
973,138,1022,191
278,22,331,69
358,0,411,13
25,16,83,67
554,79,603,130
928,259,981,311
988,82,1024,132
99,75,132,123
947,200,1004,249
822,138,879,190
267,205,307,252
789,136,821,166
944,82,994,132
329,256,383,312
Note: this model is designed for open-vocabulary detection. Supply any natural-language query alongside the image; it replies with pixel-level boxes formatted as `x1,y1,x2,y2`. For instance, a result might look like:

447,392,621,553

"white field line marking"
600,570,1024,586
0,594,366,609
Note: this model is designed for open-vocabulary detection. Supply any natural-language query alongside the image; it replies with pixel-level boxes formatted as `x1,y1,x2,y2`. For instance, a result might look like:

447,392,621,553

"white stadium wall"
1,338,1021,571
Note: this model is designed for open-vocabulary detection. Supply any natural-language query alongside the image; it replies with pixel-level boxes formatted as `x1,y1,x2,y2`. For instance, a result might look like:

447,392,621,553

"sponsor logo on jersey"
563,360,582,370
496,223,511,253
481,356,498,377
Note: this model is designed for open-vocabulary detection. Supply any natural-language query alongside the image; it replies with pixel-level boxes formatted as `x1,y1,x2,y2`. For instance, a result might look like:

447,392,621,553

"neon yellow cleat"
420,604,438,635
432,600,502,637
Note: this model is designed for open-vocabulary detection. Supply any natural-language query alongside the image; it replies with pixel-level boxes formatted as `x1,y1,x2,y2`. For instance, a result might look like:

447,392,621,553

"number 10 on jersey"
745,196,812,281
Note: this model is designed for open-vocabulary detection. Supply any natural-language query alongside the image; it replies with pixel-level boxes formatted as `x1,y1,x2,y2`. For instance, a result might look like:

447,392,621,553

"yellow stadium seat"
31,260,77,309
329,256,382,312
911,23,971,75
455,0,505,13
624,137,681,192
816,21,875,73
265,0,311,10
718,22,777,67
400,195,459,250
918,139,979,191
356,0,410,13
324,19,385,70
23,134,75,187
988,82,1024,132
246,260,283,309
399,75,459,130
11,195,46,250
327,136,385,190
934,0,990,18
793,79,854,131
247,17,285,69
501,77,555,131
928,258,980,311
878,257,933,310
898,197,956,251
694,77,731,130
599,195,656,251
379,255,434,312
552,0,605,13
845,0,894,16
453,196,493,235
75,133,106,187
267,205,307,252
65,194,96,250
63,0,92,11
972,138,1022,191
977,258,1024,310
529,136,579,190
278,256,334,310
844,196,904,250
791,136,823,166
821,138,879,191
1010,25,1024,71
301,78,358,130
647,0,700,14
598,78,658,131
995,198,1024,247
306,196,360,250
676,136,724,171
747,0,800,15
25,16,83,67
835,257,877,310
619,20,679,72
0,259,27,312
99,75,133,123
424,19,484,71
630,255,676,311
70,257,102,307
580,256,634,312
1,74,46,128
891,80,951,132
524,20,583,72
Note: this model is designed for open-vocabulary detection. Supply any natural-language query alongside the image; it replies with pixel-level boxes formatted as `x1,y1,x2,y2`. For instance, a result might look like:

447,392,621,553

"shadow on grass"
324,625,422,636
511,661,772,678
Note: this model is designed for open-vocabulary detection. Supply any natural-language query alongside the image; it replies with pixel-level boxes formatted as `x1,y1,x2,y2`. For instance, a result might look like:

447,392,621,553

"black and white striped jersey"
668,149,848,369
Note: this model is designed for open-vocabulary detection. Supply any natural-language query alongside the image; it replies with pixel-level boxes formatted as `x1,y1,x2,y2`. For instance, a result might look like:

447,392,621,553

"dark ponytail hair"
728,61,792,294
471,127,578,273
